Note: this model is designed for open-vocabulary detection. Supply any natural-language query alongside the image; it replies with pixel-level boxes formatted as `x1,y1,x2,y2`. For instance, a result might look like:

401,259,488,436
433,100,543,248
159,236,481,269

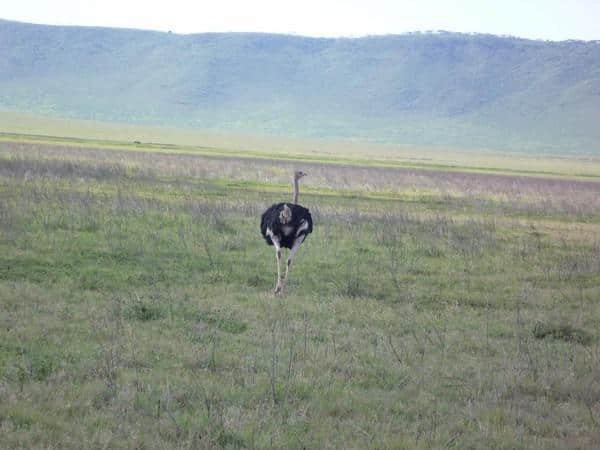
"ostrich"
260,171,313,293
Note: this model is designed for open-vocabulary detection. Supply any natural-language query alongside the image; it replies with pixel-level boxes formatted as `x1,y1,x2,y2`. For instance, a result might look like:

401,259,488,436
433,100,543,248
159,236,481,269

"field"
1,134,599,448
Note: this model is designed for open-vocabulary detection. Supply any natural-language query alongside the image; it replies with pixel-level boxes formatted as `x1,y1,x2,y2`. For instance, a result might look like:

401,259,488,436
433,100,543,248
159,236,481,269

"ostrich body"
260,171,313,293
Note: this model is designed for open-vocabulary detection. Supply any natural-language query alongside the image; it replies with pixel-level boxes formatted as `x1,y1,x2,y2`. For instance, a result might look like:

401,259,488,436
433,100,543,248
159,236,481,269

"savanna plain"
1,134,599,449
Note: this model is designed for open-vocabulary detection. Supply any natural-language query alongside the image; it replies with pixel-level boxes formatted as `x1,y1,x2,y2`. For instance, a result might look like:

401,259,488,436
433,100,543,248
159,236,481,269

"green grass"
3,112,600,179
0,138,599,448
4,128,597,180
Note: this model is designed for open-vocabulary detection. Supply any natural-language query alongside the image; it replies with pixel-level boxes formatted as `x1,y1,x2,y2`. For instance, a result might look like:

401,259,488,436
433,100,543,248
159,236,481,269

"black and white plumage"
260,171,313,293
260,203,313,249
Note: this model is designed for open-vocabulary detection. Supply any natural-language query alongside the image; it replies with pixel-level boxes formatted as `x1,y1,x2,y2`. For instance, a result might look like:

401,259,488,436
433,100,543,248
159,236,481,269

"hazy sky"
3,0,599,41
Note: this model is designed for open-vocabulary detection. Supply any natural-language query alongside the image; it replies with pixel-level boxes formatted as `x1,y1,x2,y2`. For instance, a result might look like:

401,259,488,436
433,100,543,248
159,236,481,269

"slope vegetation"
1,19,599,153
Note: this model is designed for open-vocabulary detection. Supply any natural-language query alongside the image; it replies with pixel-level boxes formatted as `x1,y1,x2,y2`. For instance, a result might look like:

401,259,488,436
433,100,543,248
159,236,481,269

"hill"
1,19,599,154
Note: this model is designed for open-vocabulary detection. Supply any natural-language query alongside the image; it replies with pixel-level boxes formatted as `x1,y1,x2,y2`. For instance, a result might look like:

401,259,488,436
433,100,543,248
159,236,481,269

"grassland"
3,111,600,179
1,135,599,448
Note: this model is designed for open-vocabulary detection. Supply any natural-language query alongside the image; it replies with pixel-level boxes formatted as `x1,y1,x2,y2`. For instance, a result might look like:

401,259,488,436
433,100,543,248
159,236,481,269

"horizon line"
1,17,598,44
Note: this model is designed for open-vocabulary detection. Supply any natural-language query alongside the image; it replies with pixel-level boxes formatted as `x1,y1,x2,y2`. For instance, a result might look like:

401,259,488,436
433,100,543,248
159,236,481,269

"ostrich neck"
293,178,299,204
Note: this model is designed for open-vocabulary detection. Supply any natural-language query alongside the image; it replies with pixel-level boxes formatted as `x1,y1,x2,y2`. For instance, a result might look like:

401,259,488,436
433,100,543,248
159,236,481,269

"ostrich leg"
272,236,283,293
282,235,305,291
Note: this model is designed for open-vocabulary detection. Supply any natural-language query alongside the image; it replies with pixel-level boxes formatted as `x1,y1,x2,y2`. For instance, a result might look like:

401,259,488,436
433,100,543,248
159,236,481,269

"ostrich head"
294,170,307,181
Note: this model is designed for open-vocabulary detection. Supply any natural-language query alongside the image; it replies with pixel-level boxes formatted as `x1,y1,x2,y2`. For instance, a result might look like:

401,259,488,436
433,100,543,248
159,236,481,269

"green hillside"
1,19,599,154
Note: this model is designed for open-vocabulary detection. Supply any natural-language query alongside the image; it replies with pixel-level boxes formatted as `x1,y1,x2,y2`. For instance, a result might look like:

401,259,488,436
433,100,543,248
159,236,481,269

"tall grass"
0,140,599,448
3,141,599,220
